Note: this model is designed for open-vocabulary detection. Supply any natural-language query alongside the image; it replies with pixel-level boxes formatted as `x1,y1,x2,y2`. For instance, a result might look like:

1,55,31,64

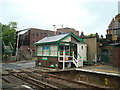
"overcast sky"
0,0,119,36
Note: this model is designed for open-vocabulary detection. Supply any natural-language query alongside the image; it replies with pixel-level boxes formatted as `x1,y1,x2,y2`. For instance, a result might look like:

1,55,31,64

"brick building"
106,14,120,42
18,28,55,56
57,27,79,37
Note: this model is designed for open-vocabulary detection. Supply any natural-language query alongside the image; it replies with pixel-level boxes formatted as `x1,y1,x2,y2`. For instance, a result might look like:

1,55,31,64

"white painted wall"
62,36,71,42
77,44,87,61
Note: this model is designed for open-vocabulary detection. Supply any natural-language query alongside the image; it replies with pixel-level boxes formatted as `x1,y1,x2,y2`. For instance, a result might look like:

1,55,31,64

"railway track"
12,71,104,89
2,68,109,89
2,77,11,83
13,73,59,89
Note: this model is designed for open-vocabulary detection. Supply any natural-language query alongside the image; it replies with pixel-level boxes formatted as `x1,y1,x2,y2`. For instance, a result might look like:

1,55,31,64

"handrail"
72,51,78,67
73,57,77,63
77,54,82,59
58,51,73,54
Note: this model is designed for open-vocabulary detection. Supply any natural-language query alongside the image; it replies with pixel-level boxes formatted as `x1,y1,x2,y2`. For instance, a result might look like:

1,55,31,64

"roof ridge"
46,32,71,37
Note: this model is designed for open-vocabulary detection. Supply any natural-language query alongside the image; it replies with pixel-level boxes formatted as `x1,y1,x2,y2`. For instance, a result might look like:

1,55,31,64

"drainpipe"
63,51,65,70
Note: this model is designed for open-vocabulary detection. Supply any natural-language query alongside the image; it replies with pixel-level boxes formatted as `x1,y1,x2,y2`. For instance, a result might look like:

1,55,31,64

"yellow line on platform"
93,69,120,74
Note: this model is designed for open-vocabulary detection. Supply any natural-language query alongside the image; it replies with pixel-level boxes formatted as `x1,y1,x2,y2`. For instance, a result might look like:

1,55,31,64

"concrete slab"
76,65,120,77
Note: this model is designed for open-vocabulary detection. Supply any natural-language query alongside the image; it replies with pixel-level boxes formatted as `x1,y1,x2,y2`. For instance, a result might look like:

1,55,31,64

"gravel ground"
2,75,35,89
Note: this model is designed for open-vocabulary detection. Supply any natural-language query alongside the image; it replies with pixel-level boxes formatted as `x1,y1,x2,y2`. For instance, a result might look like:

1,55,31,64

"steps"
73,54,83,68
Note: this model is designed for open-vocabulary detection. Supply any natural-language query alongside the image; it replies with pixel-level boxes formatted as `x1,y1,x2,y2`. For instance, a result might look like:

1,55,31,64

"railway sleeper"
13,74,59,90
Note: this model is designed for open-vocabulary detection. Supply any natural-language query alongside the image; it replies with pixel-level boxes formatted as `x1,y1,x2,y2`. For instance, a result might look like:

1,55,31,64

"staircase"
73,53,83,68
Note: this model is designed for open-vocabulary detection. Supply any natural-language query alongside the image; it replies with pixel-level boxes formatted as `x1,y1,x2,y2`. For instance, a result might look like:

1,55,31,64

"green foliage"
85,33,99,38
118,19,120,23
0,23,2,40
81,31,84,36
2,22,17,47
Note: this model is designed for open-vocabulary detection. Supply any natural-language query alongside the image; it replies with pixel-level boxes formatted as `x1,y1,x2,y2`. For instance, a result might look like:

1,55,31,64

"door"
99,49,108,63
73,44,77,59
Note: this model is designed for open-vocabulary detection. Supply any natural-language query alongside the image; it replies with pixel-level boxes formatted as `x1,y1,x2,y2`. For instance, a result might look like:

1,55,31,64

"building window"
43,46,49,56
50,46,57,56
59,45,70,55
44,33,47,36
37,46,42,56
109,49,112,56
32,33,34,36
40,32,42,36
113,30,117,35
36,32,38,36
37,45,57,56
81,46,83,49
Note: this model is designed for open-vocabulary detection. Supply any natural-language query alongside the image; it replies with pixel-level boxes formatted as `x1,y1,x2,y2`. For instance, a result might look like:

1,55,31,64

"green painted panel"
49,64,54,67
42,57,48,60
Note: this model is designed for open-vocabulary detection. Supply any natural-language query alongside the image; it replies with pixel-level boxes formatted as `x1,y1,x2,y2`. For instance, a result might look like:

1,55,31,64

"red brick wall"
36,56,59,68
113,48,120,67
57,28,79,36
26,28,55,56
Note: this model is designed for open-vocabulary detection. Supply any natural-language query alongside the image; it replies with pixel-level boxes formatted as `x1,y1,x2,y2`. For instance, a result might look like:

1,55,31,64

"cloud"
0,0,118,37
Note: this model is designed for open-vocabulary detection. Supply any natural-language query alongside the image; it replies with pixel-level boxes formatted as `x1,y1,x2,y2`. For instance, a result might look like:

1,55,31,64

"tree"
95,33,99,38
2,22,17,48
101,35,103,38
118,18,120,23
8,22,17,30
85,33,99,38
81,31,84,36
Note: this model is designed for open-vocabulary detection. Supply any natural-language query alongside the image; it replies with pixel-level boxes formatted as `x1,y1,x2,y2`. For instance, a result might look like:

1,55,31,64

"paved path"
1,60,35,71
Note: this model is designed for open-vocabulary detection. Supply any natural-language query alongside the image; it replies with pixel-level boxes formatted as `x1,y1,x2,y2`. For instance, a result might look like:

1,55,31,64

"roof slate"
35,33,70,44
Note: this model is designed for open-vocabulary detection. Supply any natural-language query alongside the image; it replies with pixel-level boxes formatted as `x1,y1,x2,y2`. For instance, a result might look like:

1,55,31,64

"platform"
76,65,120,77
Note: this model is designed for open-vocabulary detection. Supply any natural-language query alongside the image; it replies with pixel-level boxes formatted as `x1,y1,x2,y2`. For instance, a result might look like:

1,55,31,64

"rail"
13,73,59,89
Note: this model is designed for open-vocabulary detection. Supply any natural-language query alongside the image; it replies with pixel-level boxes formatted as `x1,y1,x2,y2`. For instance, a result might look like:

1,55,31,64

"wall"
20,28,55,56
20,45,29,53
57,28,79,37
103,46,113,64
84,38,97,63
50,70,120,88
113,48,120,67
29,28,55,56
77,44,87,61
62,36,71,42
36,56,59,68
71,36,79,42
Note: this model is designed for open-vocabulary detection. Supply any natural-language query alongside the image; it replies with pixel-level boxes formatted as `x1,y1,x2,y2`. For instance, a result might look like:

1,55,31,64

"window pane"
50,46,57,56
37,46,42,56
43,46,49,56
